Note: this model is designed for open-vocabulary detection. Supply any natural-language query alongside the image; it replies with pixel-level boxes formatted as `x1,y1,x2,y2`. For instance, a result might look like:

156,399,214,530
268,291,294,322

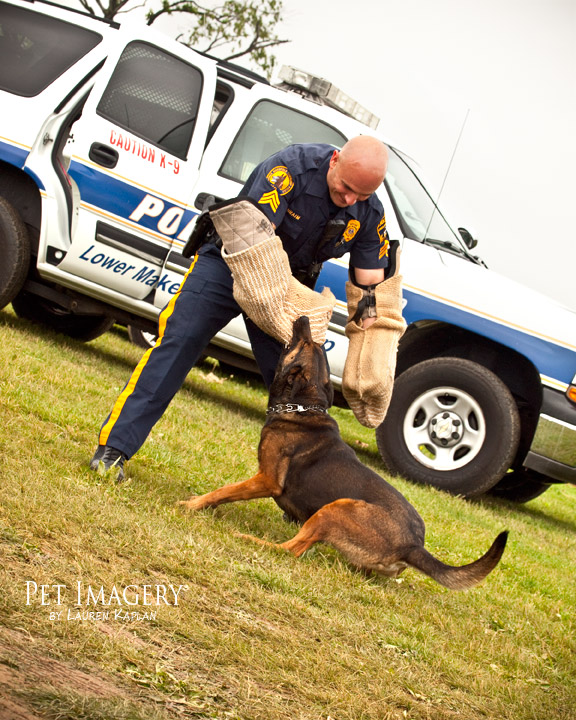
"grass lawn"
1,307,575,720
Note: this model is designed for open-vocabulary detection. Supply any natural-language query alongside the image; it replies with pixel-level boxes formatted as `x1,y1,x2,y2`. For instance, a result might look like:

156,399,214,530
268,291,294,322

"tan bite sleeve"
209,198,276,253
342,274,406,428
211,201,335,345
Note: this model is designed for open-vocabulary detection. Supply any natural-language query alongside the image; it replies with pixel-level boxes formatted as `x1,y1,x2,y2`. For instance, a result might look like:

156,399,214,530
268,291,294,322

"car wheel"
376,357,521,498
127,325,158,349
488,468,551,503
0,197,31,309
11,290,114,341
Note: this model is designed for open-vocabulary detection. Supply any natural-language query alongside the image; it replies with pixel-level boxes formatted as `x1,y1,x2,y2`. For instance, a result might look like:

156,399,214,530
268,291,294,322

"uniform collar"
308,154,363,222
308,153,333,199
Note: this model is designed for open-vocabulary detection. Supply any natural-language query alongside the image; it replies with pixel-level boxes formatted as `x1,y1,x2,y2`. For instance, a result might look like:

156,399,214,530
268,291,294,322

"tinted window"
97,42,203,159
0,3,102,96
220,100,347,183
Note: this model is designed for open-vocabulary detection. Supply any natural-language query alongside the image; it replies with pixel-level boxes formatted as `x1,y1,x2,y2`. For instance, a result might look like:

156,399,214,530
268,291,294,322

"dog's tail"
404,531,508,590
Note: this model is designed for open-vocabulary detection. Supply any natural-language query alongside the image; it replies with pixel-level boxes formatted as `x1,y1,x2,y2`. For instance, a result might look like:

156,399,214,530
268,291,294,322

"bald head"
326,136,388,207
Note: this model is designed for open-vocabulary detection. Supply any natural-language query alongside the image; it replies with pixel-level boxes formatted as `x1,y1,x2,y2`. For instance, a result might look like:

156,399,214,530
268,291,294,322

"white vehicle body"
1,0,575,500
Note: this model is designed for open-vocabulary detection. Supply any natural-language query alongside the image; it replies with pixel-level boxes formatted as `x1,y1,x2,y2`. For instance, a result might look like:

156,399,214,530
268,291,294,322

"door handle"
89,143,119,169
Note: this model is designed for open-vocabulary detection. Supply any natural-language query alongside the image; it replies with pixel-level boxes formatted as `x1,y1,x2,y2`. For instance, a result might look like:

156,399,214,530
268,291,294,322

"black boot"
90,445,127,482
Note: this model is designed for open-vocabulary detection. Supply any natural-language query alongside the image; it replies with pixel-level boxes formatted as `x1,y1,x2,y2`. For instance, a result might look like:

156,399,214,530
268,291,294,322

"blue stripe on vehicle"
68,160,197,236
402,287,575,385
0,139,29,169
317,261,576,385
0,140,45,189
317,261,348,303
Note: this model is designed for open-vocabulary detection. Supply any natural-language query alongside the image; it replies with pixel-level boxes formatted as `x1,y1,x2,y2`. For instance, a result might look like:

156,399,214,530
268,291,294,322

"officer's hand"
362,316,377,330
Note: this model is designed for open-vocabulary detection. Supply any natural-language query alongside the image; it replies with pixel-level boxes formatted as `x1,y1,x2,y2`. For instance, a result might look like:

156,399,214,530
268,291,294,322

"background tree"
75,0,287,76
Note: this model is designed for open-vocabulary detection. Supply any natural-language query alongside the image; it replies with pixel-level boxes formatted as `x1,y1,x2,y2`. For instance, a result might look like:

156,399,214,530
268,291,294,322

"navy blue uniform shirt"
241,143,390,273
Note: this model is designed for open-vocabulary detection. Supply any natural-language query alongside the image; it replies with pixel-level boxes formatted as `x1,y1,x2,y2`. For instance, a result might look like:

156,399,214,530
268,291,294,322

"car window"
0,2,102,96
220,99,347,183
385,147,465,251
97,41,203,159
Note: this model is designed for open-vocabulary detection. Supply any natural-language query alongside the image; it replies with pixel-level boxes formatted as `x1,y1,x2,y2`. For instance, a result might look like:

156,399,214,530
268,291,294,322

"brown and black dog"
180,316,508,589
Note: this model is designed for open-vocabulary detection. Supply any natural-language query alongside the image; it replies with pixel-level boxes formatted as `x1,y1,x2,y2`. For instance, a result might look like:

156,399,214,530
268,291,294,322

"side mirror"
458,226,478,250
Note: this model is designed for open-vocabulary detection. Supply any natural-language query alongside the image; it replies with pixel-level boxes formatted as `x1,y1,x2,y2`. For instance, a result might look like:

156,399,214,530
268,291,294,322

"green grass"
1,307,575,720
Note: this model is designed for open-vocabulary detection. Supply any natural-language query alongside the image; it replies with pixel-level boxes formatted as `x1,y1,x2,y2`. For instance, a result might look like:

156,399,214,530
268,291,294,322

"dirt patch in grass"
0,626,143,719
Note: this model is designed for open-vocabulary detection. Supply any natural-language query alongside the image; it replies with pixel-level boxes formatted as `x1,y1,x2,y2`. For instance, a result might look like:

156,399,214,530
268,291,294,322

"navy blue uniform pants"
98,245,283,458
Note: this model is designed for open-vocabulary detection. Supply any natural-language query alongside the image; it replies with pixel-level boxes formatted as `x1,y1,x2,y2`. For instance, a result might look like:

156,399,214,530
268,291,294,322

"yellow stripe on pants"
99,255,199,446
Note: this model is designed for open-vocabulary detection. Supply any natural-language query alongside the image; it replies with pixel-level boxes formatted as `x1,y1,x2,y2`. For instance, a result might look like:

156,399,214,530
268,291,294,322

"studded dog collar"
266,402,328,415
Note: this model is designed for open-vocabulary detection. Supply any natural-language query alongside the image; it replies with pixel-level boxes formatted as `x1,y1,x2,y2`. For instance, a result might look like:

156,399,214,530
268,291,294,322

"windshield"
385,147,469,255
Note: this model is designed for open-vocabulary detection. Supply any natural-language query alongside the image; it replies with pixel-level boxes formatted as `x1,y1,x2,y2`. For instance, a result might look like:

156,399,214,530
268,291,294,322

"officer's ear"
329,150,339,170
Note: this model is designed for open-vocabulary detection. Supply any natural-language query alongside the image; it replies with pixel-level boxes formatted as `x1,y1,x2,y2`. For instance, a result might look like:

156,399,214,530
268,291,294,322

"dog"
179,316,508,589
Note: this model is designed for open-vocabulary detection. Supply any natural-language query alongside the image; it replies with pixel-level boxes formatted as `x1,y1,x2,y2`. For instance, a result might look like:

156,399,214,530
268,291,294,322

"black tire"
376,357,521,498
0,196,31,309
488,468,551,503
127,325,158,349
11,290,114,341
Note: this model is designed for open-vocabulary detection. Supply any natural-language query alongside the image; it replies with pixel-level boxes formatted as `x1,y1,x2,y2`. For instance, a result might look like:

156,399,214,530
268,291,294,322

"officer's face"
326,151,381,207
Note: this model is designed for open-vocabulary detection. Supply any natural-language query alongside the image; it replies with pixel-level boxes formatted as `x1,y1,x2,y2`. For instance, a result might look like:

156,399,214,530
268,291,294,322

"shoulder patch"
266,165,294,196
377,215,390,259
377,215,387,243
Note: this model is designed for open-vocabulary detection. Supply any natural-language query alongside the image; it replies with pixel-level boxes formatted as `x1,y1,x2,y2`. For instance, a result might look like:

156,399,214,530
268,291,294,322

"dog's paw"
177,497,204,511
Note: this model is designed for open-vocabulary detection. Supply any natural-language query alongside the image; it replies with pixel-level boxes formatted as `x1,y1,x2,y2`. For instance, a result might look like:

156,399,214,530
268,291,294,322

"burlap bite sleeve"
209,198,276,254
210,200,335,345
342,274,406,428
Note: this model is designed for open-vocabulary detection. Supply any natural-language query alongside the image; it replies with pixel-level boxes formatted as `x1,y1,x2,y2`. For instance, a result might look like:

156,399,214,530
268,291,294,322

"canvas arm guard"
209,198,335,345
342,244,406,428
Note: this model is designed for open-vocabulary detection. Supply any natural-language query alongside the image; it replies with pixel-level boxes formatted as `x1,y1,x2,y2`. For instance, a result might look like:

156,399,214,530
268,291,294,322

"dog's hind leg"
178,471,280,511
237,500,390,573
281,499,398,573
235,512,328,557
233,523,323,557
239,499,388,570
280,521,323,557
278,502,348,557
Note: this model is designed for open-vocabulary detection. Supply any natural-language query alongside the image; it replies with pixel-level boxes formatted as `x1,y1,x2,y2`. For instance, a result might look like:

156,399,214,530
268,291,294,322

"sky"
268,0,576,311
71,0,576,311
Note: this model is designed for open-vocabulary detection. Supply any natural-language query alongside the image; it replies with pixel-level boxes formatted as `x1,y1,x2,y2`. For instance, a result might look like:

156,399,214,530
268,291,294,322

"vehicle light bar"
278,66,380,130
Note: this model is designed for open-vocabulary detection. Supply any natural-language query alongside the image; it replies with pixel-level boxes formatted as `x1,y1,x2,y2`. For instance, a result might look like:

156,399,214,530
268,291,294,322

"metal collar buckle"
266,403,327,415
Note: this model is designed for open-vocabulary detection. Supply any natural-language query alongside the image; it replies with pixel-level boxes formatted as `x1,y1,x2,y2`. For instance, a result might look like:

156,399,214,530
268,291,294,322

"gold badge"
266,165,294,196
342,219,361,243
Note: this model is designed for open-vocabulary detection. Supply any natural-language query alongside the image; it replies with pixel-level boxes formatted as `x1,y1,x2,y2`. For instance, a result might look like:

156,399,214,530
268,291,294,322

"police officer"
91,136,390,480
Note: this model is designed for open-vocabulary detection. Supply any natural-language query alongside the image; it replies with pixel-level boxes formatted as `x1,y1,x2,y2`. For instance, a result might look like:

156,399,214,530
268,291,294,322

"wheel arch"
396,320,542,468
0,161,42,252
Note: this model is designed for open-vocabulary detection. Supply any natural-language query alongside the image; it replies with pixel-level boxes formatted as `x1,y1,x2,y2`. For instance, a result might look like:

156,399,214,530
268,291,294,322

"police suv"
1,0,575,501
